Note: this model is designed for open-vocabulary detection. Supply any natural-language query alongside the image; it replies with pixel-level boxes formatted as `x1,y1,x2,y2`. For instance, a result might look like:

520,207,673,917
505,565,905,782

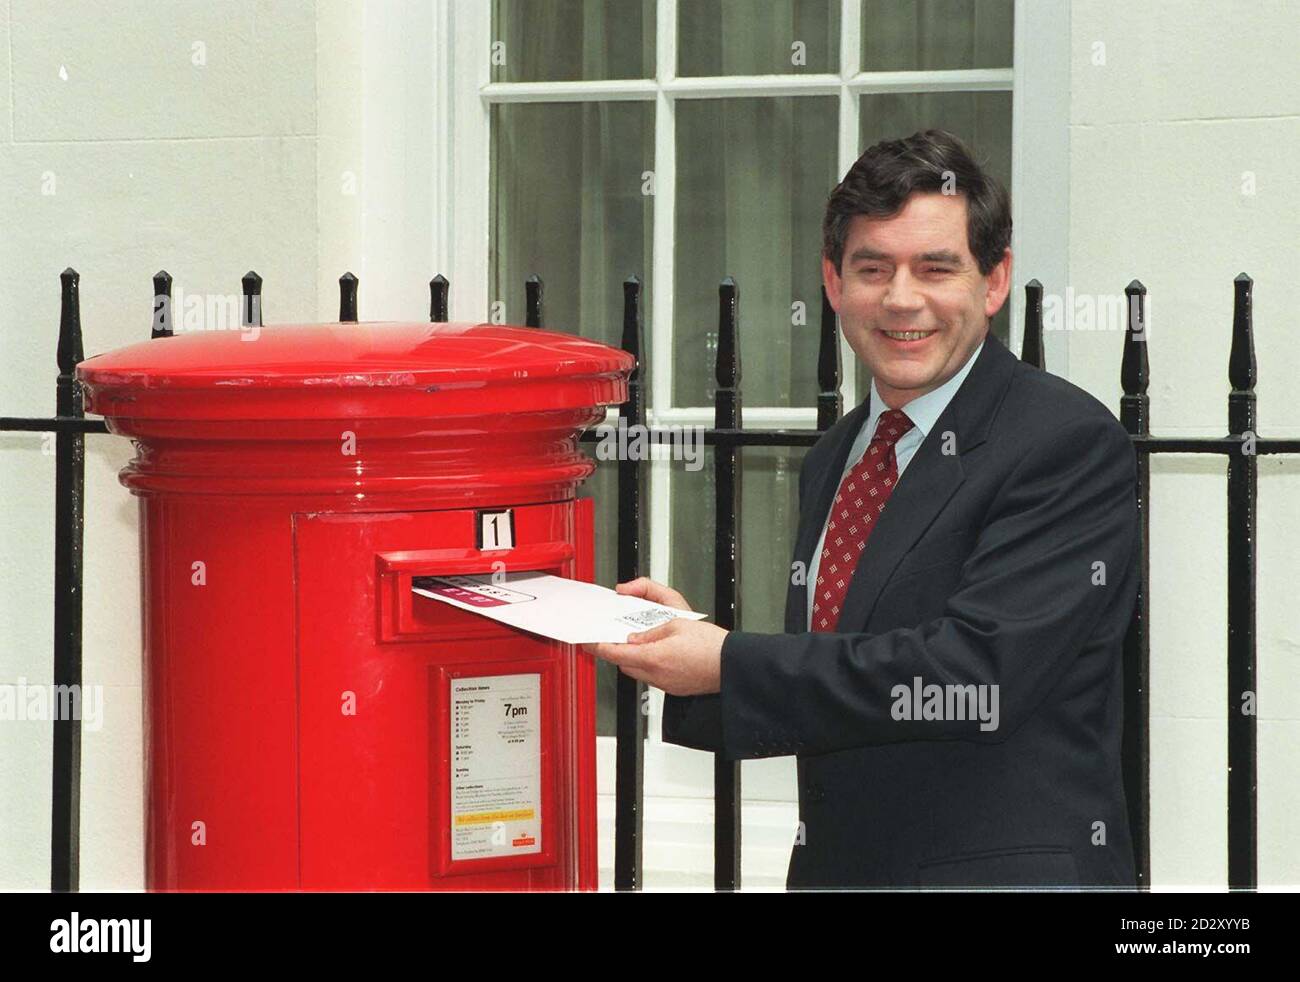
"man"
584,129,1139,890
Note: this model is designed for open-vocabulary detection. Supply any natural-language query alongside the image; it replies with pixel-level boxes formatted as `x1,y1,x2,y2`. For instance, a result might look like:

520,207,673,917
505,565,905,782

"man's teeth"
882,330,934,341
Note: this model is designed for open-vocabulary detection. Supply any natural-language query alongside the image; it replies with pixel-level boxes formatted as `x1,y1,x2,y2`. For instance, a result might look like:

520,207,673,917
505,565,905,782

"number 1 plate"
476,508,515,550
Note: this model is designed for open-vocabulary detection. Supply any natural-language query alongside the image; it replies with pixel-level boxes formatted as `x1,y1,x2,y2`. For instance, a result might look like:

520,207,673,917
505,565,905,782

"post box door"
292,500,594,890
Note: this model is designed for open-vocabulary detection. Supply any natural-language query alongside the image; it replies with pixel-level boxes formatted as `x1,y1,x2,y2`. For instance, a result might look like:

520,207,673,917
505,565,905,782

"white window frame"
383,0,1070,884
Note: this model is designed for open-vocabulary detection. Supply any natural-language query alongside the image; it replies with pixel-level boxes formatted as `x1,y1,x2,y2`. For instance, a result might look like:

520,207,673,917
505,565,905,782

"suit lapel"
788,331,1018,634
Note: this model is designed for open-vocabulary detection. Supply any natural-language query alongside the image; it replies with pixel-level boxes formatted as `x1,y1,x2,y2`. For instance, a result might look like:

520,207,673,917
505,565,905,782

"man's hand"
581,577,728,696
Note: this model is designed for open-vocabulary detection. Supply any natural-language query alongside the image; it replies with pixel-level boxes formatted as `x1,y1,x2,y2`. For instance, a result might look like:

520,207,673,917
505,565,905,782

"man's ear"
822,255,843,311
983,248,1012,319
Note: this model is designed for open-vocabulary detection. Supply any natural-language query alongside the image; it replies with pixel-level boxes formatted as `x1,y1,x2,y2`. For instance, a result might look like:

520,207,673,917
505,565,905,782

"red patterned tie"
812,408,915,632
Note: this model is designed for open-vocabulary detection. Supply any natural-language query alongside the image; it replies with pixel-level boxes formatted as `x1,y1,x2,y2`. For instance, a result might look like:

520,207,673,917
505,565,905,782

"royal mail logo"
512,835,537,848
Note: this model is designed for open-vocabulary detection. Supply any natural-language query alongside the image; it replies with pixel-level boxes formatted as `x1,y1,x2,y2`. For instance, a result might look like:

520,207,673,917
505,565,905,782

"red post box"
77,322,633,891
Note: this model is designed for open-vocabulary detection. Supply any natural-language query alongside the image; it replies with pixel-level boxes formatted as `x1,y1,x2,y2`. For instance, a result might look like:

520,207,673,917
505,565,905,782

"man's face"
822,192,1011,410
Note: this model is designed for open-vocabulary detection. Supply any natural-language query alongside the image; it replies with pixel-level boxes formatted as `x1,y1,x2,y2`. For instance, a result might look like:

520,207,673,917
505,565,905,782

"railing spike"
152,270,173,339
525,273,544,328
241,270,263,328
1020,279,1044,370
430,274,449,323
817,285,841,430
1121,279,1149,399
1228,273,1255,394
339,271,358,323
57,268,83,378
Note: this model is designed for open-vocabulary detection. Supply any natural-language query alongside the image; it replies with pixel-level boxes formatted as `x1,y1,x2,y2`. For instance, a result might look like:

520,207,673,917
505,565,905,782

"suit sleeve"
661,440,819,752
718,413,1138,761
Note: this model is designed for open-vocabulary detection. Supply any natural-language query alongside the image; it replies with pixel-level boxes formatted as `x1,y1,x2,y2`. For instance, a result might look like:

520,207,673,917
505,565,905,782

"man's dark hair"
822,129,1011,277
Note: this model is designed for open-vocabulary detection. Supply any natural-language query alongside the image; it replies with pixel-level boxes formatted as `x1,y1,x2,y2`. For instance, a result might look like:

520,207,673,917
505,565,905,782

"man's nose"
881,270,925,313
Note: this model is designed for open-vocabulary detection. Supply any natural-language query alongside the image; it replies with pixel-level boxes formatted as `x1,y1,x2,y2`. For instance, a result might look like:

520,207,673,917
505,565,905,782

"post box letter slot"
377,542,575,643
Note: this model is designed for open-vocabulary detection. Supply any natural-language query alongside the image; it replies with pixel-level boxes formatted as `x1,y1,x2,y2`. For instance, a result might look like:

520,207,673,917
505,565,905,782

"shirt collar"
866,335,986,442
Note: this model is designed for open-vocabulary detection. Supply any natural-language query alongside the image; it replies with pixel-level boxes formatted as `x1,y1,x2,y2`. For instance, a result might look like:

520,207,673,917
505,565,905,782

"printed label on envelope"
416,576,537,608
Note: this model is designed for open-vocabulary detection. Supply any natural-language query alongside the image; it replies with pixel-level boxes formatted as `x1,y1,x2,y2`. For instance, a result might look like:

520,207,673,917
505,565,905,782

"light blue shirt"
806,338,985,631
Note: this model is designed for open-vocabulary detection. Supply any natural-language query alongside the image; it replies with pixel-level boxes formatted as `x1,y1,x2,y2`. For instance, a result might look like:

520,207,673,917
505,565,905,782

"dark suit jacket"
663,330,1140,889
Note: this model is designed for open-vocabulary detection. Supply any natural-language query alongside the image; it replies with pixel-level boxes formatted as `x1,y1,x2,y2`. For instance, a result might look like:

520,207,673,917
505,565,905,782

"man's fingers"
617,663,653,685
582,640,654,671
614,576,693,612
626,621,677,644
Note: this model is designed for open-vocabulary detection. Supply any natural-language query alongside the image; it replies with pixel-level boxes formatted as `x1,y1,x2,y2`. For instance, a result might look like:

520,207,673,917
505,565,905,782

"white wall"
1066,0,1300,887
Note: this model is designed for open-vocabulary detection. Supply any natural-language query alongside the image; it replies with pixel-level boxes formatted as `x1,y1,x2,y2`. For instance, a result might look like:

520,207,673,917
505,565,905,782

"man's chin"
869,360,936,382
869,367,942,397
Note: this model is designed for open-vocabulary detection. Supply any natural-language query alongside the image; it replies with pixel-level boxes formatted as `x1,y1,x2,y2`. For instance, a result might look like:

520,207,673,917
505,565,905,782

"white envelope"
411,570,707,644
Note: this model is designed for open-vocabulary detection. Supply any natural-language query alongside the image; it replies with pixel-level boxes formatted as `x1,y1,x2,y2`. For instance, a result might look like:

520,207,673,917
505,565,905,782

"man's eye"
925,266,954,274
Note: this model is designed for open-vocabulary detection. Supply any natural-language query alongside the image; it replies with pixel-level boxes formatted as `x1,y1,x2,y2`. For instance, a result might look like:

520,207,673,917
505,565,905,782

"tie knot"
872,408,914,446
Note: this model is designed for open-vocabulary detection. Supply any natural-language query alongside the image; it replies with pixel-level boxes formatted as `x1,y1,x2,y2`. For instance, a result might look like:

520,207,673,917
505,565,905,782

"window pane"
674,97,838,408
491,101,653,351
493,100,650,737
861,0,1013,71
855,90,1013,397
678,0,840,76
492,0,656,82
669,446,806,636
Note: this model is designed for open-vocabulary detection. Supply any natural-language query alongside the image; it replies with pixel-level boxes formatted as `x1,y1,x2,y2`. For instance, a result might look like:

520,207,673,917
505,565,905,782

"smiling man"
584,129,1140,890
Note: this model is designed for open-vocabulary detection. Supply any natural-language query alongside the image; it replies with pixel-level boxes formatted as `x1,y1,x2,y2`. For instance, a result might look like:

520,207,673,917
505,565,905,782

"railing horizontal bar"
579,430,1300,452
1133,436,1300,454
8,420,1297,454
648,406,819,427
1,417,109,434
579,428,823,448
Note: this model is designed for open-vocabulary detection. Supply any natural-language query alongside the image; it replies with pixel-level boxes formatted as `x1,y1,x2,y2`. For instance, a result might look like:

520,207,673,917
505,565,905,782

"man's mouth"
879,329,937,344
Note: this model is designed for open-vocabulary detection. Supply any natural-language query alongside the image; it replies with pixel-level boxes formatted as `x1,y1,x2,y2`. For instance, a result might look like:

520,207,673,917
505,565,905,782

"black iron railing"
3,269,1293,892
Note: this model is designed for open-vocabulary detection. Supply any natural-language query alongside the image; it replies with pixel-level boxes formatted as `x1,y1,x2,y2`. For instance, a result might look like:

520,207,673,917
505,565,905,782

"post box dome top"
77,321,635,423
79,321,633,389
